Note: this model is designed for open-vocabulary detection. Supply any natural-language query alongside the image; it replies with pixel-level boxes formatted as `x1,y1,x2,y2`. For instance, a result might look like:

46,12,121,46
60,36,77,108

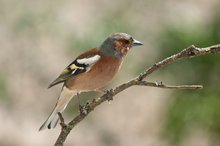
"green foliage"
164,90,220,145
157,12,220,145
14,12,36,32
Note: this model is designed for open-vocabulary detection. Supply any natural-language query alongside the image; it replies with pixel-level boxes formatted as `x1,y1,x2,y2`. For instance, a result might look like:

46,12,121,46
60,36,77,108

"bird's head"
100,33,143,57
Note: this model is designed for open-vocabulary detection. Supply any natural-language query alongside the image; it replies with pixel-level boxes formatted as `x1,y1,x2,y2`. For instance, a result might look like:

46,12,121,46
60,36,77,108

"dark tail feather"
39,86,77,131
39,110,59,131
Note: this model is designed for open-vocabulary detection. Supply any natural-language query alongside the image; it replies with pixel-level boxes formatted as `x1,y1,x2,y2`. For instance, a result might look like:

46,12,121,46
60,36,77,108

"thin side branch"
54,44,220,146
135,81,203,89
137,45,220,80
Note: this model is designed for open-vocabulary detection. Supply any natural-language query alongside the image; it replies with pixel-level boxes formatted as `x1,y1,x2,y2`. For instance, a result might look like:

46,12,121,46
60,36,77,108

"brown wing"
48,48,101,88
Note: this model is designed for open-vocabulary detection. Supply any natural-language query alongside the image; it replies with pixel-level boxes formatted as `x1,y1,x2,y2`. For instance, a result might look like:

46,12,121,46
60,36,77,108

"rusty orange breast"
65,52,123,91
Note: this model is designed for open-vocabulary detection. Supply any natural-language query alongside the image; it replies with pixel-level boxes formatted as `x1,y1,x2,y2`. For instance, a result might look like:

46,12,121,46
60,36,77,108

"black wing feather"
48,60,87,88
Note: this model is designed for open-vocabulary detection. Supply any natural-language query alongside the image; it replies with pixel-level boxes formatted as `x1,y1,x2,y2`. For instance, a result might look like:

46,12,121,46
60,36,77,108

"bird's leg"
77,93,84,115
57,112,68,128
77,92,81,106
77,93,89,116
94,88,113,101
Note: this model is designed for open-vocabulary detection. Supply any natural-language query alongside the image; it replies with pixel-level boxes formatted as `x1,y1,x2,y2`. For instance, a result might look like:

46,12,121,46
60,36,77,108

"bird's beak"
132,39,143,47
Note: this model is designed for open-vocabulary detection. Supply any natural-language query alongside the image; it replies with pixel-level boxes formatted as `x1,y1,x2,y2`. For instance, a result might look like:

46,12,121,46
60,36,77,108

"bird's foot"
57,112,68,128
104,89,114,101
79,104,85,116
79,102,90,116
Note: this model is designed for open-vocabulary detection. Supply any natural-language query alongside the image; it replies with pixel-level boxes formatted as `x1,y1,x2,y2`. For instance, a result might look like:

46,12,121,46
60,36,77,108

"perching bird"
39,33,143,131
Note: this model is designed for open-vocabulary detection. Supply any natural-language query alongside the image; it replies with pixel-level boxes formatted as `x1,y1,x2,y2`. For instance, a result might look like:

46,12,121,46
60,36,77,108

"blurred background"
0,0,220,145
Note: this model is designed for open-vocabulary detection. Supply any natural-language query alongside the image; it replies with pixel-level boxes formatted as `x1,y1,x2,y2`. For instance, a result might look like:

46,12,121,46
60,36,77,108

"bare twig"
54,44,220,146
137,45,220,80
135,80,203,89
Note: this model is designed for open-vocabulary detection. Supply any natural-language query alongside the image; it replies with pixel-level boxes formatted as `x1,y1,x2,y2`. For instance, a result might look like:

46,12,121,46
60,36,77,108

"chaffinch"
39,32,143,131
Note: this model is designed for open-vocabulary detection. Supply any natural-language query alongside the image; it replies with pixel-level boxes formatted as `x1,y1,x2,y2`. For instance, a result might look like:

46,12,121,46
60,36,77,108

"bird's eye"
123,40,129,44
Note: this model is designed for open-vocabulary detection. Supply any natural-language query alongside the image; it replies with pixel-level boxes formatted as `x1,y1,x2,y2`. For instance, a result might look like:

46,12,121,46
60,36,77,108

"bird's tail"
39,86,77,131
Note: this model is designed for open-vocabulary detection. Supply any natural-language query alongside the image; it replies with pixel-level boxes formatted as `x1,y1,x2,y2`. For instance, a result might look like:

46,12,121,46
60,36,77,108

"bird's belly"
65,57,122,91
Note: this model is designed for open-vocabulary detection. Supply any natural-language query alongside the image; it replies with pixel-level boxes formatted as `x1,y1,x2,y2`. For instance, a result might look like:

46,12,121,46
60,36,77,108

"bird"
39,32,143,131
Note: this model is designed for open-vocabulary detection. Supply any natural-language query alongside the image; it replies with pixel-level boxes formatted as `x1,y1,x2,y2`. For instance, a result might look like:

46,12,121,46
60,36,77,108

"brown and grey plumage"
39,33,143,131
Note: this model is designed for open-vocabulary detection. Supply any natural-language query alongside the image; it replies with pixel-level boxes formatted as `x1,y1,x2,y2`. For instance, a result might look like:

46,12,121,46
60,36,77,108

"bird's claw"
57,112,68,128
60,122,68,128
79,104,85,116
104,89,114,101
79,102,90,116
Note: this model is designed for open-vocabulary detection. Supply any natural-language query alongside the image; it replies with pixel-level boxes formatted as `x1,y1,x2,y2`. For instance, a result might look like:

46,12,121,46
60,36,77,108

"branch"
54,44,220,146
135,81,203,89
